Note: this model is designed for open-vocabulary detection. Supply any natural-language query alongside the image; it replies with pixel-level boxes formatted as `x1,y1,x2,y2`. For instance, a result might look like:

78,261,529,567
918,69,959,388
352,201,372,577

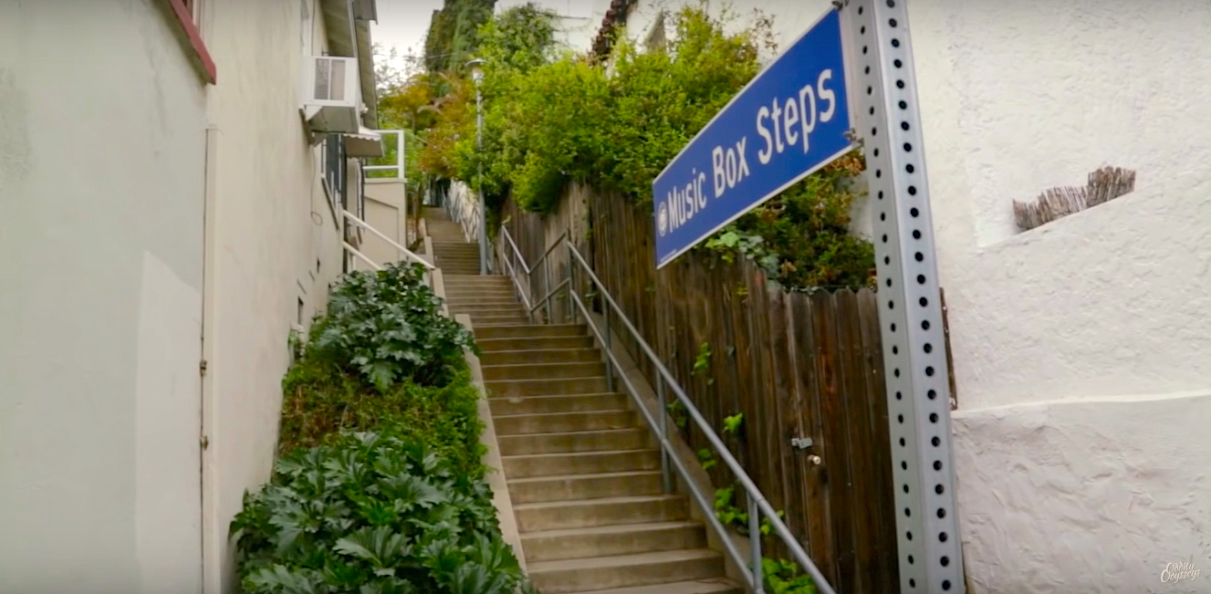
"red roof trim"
164,0,217,84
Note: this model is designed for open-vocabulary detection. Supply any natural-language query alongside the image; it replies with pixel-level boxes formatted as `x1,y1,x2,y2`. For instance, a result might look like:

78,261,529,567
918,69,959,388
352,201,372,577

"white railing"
342,211,433,270
363,129,405,178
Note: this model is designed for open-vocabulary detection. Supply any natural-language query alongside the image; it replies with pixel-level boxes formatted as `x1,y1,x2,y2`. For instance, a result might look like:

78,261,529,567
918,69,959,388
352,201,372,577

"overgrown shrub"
704,153,875,290
231,430,529,594
308,263,477,391
410,4,874,290
279,365,484,475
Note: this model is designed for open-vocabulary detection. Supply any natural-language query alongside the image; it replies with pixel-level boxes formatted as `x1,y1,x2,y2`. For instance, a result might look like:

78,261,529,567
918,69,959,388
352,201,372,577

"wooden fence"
502,186,900,594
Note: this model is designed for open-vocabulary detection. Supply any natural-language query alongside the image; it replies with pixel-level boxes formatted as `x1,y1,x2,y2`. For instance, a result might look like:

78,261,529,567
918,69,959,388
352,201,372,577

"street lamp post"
467,58,488,275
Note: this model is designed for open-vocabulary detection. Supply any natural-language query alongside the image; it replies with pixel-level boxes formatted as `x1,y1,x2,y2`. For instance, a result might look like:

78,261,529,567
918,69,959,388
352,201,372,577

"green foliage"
427,6,873,290
307,263,477,392
423,0,497,75
696,448,717,471
231,430,530,594
763,557,817,594
723,413,744,436
693,342,712,376
280,363,485,475
703,153,874,290
666,398,688,429
713,486,746,528
713,485,780,538
452,7,758,215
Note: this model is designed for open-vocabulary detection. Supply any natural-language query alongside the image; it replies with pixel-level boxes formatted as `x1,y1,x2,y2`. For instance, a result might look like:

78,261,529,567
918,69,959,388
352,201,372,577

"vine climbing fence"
501,185,902,594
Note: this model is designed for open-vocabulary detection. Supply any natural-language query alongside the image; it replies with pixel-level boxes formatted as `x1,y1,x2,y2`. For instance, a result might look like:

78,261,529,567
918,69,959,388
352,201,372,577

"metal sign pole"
844,0,965,591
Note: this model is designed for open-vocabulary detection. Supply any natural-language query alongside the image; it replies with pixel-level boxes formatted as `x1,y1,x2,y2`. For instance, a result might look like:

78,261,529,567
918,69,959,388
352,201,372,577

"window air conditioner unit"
302,56,360,134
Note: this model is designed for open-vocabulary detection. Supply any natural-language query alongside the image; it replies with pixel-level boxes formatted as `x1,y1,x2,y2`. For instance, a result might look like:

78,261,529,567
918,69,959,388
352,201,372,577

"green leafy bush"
704,154,874,290
231,430,530,594
308,263,477,391
279,365,485,476
430,5,874,290
763,557,817,594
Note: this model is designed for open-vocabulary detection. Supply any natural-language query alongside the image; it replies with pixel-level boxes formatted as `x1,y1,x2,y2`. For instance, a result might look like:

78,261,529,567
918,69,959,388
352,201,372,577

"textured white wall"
0,1,207,592
953,390,1211,593
198,1,346,591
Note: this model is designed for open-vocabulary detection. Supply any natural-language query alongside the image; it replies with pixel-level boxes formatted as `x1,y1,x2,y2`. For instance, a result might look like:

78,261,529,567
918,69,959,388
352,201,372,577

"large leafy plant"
232,430,531,594
309,262,477,391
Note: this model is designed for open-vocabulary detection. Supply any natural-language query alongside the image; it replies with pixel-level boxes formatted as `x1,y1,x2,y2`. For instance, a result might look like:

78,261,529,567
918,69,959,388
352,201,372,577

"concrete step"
488,393,628,416
482,362,605,381
445,292,519,302
508,470,662,504
481,348,600,366
572,578,742,594
448,304,527,315
445,288,515,297
527,549,723,593
502,449,662,479
522,521,707,562
485,376,608,398
455,313,530,324
514,494,688,532
494,410,636,436
475,324,584,340
443,274,511,283
446,299,523,309
498,428,650,456
478,335,594,352
445,293,519,303
467,315,530,326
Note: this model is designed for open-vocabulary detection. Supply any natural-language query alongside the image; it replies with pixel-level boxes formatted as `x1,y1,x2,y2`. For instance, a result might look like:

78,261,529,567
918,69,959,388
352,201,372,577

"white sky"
372,0,599,67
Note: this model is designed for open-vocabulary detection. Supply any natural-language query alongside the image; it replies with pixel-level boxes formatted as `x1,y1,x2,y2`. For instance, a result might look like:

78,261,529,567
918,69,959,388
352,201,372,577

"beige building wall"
362,178,408,265
0,1,208,592
197,0,347,591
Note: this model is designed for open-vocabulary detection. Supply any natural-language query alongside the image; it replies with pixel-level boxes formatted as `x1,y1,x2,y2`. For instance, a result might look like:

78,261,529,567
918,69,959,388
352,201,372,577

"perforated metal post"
845,0,965,591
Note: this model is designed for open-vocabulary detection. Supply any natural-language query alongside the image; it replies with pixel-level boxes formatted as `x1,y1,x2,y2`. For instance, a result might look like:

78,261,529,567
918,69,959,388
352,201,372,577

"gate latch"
790,436,814,450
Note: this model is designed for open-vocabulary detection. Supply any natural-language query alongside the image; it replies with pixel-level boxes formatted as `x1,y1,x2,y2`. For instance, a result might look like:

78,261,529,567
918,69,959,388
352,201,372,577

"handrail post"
544,253,553,324
567,241,576,323
657,375,671,494
604,302,614,392
750,498,763,594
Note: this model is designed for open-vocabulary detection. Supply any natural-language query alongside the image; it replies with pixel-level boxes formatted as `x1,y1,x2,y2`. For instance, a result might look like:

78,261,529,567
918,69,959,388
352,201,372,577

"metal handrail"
498,227,836,594
501,228,530,274
343,211,434,270
496,227,570,323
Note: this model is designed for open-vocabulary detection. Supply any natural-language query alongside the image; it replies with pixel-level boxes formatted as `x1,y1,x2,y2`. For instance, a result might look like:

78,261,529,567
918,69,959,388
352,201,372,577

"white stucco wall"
198,1,346,592
612,0,1211,589
906,2,1211,586
0,1,207,592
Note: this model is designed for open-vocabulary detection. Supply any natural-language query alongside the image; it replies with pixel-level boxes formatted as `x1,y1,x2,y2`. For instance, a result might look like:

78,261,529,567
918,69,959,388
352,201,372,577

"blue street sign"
653,9,853,269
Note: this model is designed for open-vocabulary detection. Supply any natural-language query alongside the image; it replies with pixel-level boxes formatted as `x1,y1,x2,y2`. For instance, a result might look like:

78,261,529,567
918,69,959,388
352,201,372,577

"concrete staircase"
425,209,740,594
424,207,481,275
